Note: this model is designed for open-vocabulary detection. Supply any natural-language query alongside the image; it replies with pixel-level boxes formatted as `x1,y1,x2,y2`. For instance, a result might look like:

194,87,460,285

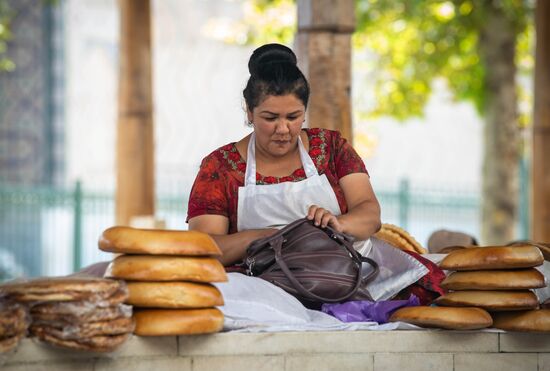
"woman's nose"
275,119,290,133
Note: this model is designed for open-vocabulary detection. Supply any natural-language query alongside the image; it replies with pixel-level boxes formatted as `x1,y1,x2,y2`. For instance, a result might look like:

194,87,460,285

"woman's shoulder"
304,128,344,142
200,142,247,175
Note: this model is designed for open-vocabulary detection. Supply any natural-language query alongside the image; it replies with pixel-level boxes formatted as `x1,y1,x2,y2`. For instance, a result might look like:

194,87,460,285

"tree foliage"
240,0,534,123
0,0,14,72
354,0,533,121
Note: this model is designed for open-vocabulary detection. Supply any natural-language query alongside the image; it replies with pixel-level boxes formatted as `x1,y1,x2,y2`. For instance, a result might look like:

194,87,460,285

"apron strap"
244,132,318,186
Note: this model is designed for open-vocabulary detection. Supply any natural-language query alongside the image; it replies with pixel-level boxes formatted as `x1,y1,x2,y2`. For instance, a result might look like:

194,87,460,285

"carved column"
532,0,550,242
296,0,355,143
116,0,155,225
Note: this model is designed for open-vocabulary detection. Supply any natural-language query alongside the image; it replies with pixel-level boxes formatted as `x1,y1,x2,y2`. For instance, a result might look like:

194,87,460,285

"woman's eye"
288,116,298,121
264,117,277,121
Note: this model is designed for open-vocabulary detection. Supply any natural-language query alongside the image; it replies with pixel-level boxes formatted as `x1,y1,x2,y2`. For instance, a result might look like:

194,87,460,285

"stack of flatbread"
436,245,548,332
374,223,428,254
390,245,548,331
100,226,227,336
0,297,29,355
1,277,133,352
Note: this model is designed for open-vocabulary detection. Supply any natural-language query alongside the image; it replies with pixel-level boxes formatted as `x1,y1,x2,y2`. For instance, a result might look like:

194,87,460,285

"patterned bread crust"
373,229,416,253
374,224,427,254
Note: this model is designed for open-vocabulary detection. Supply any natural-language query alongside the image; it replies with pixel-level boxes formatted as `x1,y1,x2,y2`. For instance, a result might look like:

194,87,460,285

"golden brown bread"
389,306,493,330
0,277,125,302
439,245,469,254
508,241,550,262
439,245,544,271
98,226,221,256
105,255,227,282
441,269,546,291
491,309,550,332
133,308,224,336
374,224,427,254
434,290,539,311
126,281,224,308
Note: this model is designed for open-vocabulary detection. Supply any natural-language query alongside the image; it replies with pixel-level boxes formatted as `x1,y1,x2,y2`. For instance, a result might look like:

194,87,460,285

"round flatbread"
30,317,135,340
389,306,493,330
99,226,221,256
31,328,131,353
441,269,546,291
0,302,29,338
105,255,227,282
439,245,544,271
434,290,539,311
133,308,224,336
508,241,550,262
492,309,550,332
374,224,427,254
126,281,223,308
32,303,132,324
0,332,26,354
0,277,125,302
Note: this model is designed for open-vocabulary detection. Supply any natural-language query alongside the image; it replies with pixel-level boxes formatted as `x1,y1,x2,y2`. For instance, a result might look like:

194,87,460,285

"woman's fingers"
307,205,342,230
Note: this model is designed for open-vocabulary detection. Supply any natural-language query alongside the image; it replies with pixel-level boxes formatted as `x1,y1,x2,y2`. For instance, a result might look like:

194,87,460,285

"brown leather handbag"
244,218,379,309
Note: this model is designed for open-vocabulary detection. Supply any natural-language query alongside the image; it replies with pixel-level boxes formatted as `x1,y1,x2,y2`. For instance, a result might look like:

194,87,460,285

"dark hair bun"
248,43,297,76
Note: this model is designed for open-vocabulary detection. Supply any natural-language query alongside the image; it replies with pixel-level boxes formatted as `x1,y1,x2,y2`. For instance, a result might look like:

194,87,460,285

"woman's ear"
246,109,253,123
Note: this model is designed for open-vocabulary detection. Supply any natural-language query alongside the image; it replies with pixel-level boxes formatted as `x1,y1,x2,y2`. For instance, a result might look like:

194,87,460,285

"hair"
243,43,310,112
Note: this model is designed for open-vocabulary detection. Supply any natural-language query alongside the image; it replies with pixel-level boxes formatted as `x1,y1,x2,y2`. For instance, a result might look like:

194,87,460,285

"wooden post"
116,0,155,226
295,0,355,143
532,0,550,242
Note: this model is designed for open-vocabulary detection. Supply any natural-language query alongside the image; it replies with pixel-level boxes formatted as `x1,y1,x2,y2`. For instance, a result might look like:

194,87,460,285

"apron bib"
237,132,341,231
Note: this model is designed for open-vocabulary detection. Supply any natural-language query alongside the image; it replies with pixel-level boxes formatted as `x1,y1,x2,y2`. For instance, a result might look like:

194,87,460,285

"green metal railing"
0,178,528,280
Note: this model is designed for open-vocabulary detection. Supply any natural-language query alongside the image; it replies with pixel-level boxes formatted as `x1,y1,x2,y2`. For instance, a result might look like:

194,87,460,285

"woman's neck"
255,143,301,177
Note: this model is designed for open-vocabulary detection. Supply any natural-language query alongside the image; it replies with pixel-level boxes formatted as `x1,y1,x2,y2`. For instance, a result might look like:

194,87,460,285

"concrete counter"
3,330,550,370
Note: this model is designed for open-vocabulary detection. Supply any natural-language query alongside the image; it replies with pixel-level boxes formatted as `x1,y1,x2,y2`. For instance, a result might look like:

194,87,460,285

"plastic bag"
321,295,420,323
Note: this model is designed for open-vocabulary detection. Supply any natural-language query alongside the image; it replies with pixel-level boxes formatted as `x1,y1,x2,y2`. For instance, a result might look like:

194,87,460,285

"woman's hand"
306,205,344,232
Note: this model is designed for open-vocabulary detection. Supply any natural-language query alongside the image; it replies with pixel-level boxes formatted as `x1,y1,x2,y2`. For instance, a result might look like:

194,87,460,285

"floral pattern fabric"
186,128,368,234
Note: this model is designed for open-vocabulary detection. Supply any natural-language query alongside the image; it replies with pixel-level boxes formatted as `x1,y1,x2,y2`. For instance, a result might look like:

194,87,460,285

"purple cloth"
321,295,420,323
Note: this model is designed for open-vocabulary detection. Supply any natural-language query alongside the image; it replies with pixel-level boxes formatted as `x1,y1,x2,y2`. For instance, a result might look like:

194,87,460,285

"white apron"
236,132,427,301
237,132,341,231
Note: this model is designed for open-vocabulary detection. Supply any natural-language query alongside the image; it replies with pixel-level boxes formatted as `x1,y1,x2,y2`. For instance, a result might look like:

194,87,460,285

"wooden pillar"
295,0,355,143
116,0,155,226
532,0,550,242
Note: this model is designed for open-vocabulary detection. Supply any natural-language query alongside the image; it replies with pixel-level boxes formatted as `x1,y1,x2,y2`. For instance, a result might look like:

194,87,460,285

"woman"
187,43,381,266
187,43,445,305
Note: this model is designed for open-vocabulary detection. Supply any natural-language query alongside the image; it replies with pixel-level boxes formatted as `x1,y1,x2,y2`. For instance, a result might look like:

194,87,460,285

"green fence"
0,179,528,280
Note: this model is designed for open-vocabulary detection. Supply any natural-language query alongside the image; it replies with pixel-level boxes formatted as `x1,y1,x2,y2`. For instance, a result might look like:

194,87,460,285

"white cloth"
357,237,429,301
237,132,341,232
215,273,421,332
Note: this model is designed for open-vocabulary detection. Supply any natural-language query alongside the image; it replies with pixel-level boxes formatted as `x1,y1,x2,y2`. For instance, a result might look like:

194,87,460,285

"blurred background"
0,0,542,279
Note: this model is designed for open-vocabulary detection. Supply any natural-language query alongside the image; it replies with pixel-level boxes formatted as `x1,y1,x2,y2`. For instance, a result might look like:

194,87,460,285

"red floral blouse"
186,128,369,234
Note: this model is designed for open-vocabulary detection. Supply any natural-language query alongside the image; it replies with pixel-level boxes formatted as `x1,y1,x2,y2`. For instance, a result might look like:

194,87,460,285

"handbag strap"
269,225,379,303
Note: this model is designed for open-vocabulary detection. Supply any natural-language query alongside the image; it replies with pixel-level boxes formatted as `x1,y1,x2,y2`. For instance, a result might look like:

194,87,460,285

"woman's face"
248,94,306,158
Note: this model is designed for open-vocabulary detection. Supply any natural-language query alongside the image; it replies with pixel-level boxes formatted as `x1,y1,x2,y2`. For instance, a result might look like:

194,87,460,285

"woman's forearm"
211,229,277,266
337,199,381,240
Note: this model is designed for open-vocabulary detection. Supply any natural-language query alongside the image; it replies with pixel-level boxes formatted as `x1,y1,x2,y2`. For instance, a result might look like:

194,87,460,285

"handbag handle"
268,219,379,303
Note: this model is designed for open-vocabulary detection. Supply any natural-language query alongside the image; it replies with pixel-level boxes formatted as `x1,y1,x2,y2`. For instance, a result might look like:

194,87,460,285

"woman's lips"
272,138,291,144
